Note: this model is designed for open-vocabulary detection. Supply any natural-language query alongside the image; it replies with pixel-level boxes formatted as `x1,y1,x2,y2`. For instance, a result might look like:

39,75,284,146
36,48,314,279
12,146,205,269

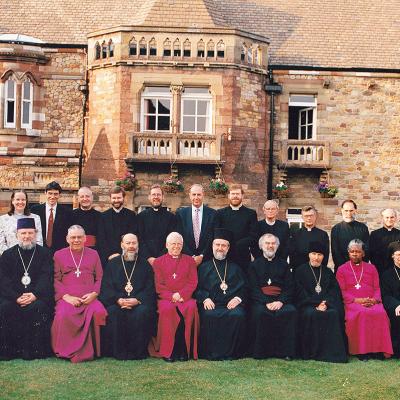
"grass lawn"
1,357,400,400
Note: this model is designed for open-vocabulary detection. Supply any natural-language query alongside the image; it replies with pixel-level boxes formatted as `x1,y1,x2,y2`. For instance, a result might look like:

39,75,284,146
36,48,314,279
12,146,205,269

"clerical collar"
264,255,275,261
230,204,242,211
305,226,314,232
385,227,393,231
265,219,276,226
112,207,123,213
80,207,92,211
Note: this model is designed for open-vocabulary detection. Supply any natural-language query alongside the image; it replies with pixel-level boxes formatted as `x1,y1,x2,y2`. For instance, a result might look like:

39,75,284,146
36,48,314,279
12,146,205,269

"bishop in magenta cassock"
336,239,393,360
51,225,107,363
149,232,199,361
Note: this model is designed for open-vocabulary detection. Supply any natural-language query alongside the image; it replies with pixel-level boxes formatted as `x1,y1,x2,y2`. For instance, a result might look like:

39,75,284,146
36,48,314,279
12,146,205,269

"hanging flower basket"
272,181,289,199
316,182,338,198
209,178,229,195
115,171,136,192
162,176,184,194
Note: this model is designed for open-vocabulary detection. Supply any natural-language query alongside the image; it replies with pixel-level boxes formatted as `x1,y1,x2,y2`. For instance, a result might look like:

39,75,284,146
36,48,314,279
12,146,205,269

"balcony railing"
280,140,330,169
128,132,222,164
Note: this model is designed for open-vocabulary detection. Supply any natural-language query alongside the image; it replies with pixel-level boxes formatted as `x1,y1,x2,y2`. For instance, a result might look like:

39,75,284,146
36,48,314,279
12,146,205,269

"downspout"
78,48,89,188
264,69,282,199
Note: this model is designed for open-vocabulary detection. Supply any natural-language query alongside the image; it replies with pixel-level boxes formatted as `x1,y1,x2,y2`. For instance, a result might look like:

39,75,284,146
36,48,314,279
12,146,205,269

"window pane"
158,99,170,114
145,99,157,114
300,126,306,140
308,109,313,121
183,116,195,132
197,117,207,132
307,124,313,139
300,112,306,125
158,116,170,130
197,100,208,115
183,100,196,115
23,82,31,99
145,115,156,130
22,102,30,124
7,80,15,98
7,101,15,123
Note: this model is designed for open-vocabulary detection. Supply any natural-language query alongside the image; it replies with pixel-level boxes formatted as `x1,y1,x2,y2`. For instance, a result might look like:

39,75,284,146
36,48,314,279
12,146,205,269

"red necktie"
46,208,54,247
193,208,200,249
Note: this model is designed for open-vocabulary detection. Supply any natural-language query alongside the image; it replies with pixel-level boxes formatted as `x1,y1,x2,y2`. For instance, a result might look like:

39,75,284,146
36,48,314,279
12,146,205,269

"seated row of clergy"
1,218,400,363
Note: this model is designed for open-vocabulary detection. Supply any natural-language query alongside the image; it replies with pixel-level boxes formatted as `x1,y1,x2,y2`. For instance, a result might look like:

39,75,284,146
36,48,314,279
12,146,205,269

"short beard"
214,252,227,261
19,241,36,250
123,251,137,261
263,250,276,259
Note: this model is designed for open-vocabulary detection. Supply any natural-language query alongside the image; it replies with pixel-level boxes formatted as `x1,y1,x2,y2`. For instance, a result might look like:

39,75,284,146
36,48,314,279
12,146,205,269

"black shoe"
284,356,293,361
163,357,175,362
357,354,369,361
178,355,188,362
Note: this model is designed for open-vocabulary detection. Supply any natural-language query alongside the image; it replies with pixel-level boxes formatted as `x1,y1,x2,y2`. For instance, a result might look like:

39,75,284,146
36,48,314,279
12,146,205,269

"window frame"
21,79,33,129
181,88,212,134
288,94,317,140
4,78,17,128
140,87,172,133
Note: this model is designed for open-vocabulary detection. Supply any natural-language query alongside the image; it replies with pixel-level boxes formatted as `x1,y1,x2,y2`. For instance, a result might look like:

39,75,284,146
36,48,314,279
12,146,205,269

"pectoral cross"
172,273,177,279
355,283,361,289
75,269,81,278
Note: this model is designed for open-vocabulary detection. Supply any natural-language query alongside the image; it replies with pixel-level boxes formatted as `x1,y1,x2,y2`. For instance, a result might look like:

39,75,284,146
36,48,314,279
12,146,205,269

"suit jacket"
31,203,72,252
176,205,216,260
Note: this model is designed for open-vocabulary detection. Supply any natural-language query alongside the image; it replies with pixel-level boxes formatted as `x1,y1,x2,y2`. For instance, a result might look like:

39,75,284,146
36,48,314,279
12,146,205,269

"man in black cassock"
290,205,329,270
97,186,137,266
370,208,400,276
0,218,53,360
71,186,101,251
248,233,297,360
294,241,347,363
137,184,177,267
213,184,257,271
99,233,156,360
251,200,290,261
381,242,400,358
196,228,247,360
331,199,369,273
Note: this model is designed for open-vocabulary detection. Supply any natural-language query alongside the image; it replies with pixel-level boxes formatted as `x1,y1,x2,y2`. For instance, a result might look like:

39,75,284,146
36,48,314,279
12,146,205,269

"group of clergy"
1,181,400,364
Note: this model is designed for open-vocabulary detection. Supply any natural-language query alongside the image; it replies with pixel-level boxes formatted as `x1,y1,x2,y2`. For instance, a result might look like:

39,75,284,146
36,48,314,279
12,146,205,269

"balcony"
127,132,222,164
280,140,331,169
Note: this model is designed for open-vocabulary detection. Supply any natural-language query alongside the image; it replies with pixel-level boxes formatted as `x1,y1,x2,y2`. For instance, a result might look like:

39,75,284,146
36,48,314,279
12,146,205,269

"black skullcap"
213,228,233,244
17,217,36,230
308,241,326,255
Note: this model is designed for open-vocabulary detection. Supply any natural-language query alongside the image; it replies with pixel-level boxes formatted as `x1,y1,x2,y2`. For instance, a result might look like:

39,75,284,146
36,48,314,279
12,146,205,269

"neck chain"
171,255,181,279
393,265,400,282
308,263,322,294
18,246,36,288
121,255,138,296
349,261,364,289
70,247,85,278
212,258,228,294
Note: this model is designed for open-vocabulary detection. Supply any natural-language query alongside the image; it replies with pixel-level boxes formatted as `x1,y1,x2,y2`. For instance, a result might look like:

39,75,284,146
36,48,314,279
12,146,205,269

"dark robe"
195,258,247,360
252,219,290,261
370,227,400,276
137,207,177,260
71,208,101,250
214,205,258,270
290,227,330,270
331,220,370,273
248,256,297,359
97,207,137,266
0,244,54,359
381,267,400,357
99,256,156,360
294,263,347,362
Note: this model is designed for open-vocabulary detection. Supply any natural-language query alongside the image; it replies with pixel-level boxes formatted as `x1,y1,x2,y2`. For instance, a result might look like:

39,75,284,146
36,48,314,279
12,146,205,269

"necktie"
47,208,54,247
193,208,200,249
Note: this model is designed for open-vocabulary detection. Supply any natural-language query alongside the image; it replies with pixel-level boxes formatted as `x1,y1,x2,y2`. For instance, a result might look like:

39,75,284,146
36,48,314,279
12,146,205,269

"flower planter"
319,191,336,198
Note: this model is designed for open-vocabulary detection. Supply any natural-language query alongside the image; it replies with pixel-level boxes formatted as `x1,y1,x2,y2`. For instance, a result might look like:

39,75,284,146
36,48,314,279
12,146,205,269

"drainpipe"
78,48,89,188
264,69,282,199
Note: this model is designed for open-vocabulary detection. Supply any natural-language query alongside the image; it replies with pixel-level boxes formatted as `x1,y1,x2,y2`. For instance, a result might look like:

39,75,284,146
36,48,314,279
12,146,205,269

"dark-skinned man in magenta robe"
51,225,107,363
336,239,392,359
149,232,199,361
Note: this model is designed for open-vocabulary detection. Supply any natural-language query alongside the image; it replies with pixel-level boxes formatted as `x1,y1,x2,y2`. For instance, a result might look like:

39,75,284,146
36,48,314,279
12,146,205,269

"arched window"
247,46,253,63
254,46,261,65
129,37,137,56
139,37,147,56
4,76,16,128
197,40,205,57
149,38,157,56
163,38,171,56
108,39,114,58
183,39,191,57
207,40,215,58
101,41,107,58
173,39,181,57
216,40,225,58
241,43,246,61
21,78,33,128
95,42,101,60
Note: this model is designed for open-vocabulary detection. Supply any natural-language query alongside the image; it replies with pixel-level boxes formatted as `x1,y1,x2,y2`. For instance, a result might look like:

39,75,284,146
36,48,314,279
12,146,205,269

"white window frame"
140,87,172,132
4,78,16,128
288,94,317,140
21,80,33,129
181,88,212,134
286,208,303,230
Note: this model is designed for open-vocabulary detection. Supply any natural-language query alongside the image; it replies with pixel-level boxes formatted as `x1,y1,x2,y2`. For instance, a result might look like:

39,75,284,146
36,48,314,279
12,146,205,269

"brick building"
1,0,400,233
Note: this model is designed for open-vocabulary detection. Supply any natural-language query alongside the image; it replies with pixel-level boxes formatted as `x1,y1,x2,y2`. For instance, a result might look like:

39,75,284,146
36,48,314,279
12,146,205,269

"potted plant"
316,181,338,198
272,181,289,198
115,171,135,192
162,176,184,194
209,178,229,195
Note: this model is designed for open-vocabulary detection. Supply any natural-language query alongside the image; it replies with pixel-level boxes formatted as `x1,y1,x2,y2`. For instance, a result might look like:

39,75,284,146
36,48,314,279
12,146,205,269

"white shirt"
192,204,204,233
45,203,58,229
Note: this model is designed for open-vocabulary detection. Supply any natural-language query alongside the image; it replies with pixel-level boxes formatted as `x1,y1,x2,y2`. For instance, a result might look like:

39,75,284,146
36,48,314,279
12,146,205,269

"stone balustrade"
280,140,330,169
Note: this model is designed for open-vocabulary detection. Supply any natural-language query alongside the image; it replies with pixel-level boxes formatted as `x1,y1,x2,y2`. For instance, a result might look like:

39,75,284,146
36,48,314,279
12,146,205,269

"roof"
0,33,44,44
1,0,399,69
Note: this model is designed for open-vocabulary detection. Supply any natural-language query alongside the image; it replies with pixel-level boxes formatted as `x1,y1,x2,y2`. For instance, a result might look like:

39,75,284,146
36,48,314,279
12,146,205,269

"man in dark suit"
31,181,72,252
97,186,137,266
176,184,216,266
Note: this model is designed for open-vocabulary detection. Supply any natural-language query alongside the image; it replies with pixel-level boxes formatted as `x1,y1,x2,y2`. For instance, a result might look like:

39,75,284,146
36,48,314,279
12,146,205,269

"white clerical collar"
230,204,242,211
385,227,393,231
113,207,123,213
152,207,160,211
265,219,276,226
306,226,314,231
